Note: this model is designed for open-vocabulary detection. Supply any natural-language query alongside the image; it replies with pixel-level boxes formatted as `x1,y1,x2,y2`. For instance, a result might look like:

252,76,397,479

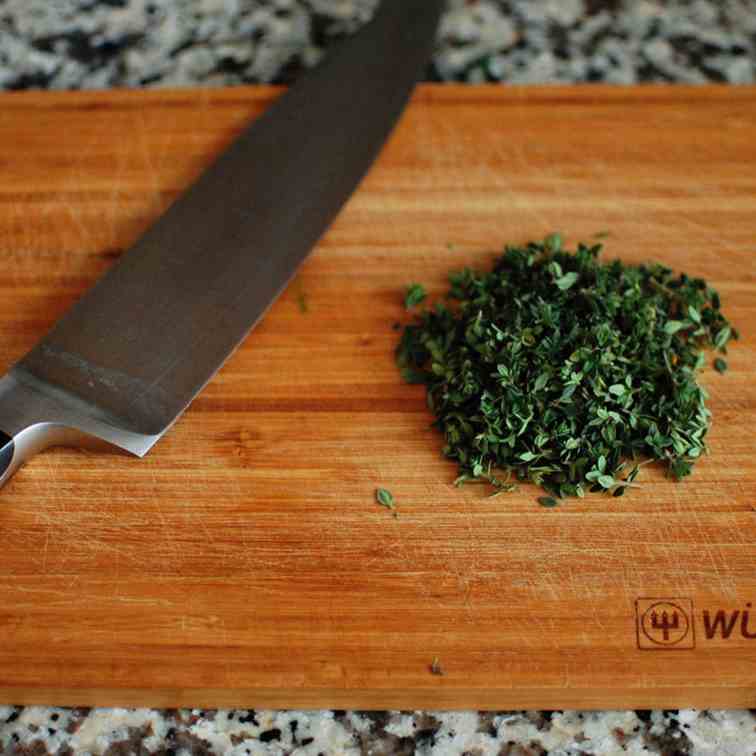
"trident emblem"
650,609,679,641
637,598,694,649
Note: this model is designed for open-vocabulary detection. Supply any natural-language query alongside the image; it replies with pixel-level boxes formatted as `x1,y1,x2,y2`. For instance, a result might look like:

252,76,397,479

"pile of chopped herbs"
396,235,737,501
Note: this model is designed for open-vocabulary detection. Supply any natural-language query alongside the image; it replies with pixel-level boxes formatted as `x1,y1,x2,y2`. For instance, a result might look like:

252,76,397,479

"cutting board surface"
0,85,754,710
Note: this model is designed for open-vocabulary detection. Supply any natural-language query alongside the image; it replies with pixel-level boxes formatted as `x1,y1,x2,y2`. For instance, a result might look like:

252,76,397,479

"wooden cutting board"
0,85,754,710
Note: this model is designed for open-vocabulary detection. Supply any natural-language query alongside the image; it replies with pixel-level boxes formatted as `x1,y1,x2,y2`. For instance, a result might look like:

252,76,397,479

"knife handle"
0,372,101,486
0,422,95,489
0,374,86,487
0,432,14,482
0,372,158,489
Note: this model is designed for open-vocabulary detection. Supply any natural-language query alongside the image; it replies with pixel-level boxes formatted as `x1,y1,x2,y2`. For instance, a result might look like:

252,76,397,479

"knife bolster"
0,371,162,488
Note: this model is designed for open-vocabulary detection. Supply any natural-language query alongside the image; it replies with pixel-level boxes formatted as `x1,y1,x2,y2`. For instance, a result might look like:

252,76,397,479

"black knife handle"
0,431,13,481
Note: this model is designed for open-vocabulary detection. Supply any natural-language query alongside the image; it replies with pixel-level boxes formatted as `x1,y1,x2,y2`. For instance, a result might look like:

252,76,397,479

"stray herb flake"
404,283,427,310
538,496,559,508
545,232,563,253
430,657,444,676
396,235,737,501
296,291,309,314
375,487,397,517
714,358,728,373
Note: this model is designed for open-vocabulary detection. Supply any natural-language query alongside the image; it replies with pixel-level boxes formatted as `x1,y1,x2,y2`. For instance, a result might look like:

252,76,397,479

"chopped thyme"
396,235,737,501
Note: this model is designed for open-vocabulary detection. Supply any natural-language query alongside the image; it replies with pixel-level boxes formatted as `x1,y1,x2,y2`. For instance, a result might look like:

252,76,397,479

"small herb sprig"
405,283,427,310
396,235,737,501
375,487,398,517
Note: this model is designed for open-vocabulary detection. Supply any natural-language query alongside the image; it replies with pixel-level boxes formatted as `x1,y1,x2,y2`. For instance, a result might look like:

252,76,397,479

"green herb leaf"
404,283,427,310
534,373,550,392
597,475,616,489
664,320,687,336
537,496,559,508
545,232,563,253
555,271,579,291
670,459,693,480
375,488,397,516
714,326,731,350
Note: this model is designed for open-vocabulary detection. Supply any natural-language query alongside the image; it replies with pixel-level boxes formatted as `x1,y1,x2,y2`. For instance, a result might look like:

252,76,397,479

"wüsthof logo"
636,597,695,650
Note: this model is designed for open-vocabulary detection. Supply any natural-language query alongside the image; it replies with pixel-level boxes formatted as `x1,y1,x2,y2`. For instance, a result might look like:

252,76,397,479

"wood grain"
0,85,754,710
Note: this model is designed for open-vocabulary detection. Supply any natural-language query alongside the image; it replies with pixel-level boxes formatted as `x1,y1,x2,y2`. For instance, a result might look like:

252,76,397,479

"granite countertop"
0,0,754,89
2,707,755,755
1,1,756,754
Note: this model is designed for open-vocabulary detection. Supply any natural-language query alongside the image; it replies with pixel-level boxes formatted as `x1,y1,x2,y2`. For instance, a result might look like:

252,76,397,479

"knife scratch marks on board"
621,558,644,602
136,110,167,219
457,499,483,622
60,128,105,252
493,169,549,229
462,496,482,571
41,527,50,575
218,616,229,646
498,141,558,225
691,510,738,601
191,87,213,162
62,190,96,253
83,537,141,566
11,584,81,603
388,523,449,614
112,594,175,609
104,137,130,253
731,482,755,514
456,572,475,624
113,537,122,604
5,201,35,266
136,109,186,225
191,500,218,553
671,210,741,257
144,456,185,571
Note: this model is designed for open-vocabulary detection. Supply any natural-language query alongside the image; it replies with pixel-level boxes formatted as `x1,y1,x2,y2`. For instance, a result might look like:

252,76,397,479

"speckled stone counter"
1,707,755,755
1,1,756,754
0,0,754,89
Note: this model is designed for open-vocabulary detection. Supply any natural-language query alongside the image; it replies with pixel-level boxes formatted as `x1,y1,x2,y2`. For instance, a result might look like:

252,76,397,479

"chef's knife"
0,0,444,487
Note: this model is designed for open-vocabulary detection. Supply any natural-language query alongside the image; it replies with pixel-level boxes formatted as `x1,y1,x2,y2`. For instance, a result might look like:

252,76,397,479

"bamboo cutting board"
0,85,754,710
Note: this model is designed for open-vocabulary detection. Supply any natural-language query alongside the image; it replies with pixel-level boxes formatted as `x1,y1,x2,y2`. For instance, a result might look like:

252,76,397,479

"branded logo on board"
636,598,695,650
635,599,756,649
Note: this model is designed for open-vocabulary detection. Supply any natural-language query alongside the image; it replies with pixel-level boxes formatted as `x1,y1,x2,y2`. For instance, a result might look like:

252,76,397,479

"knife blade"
0,0,444,487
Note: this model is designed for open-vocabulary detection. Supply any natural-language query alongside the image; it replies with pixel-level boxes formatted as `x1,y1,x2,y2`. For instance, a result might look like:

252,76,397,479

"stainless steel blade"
0,0,443,484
